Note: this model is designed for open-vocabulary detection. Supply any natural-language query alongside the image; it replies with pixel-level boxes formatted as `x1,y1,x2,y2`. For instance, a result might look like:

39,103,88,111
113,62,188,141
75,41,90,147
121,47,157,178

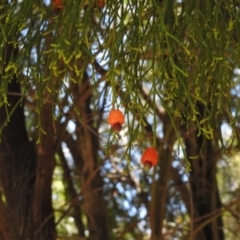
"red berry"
107,109,124,132
141,147,158,169
98,0,105,9
53,0,64,9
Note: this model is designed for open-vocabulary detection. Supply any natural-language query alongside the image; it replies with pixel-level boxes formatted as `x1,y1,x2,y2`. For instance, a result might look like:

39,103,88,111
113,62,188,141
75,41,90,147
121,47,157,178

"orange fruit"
141,147,158,169
107,109,124,132
97,0,105,9
53,0,64,9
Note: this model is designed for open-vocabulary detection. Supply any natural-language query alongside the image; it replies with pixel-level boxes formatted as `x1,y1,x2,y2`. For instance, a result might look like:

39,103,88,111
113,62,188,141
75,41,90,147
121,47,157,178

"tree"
1,0,240,239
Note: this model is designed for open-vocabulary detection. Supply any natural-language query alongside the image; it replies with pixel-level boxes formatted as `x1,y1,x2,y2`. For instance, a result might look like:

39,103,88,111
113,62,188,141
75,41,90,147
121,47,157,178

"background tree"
1,0,240,240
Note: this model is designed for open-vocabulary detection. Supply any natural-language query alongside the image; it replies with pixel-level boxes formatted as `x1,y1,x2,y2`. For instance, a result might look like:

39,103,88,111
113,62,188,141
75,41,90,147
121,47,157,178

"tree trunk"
33,97,56,239
0,42,56,239
73,73,109,240
0,43,36,239
151,120,176,240
182,103,224,240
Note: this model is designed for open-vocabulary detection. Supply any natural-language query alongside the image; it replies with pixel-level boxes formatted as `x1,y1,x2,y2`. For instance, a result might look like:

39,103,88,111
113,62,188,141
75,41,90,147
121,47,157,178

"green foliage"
1,0,239,140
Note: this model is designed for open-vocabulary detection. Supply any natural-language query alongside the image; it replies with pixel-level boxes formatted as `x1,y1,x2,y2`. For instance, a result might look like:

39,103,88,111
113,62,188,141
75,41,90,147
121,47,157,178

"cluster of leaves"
1,0,239,140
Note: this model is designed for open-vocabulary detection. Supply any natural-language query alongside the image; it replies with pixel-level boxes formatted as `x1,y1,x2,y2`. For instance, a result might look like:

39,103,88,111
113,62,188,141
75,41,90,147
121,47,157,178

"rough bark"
33,97,56,240
182,103,224,240
0,42,56,239
0,43,37,239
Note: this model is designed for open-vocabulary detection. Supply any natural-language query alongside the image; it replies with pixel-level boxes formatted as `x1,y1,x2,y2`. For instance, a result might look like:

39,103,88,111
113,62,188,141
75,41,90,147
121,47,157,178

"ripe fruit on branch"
141,147,158,169
53,0,64,9
107,109,125,132
97,0,105,9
